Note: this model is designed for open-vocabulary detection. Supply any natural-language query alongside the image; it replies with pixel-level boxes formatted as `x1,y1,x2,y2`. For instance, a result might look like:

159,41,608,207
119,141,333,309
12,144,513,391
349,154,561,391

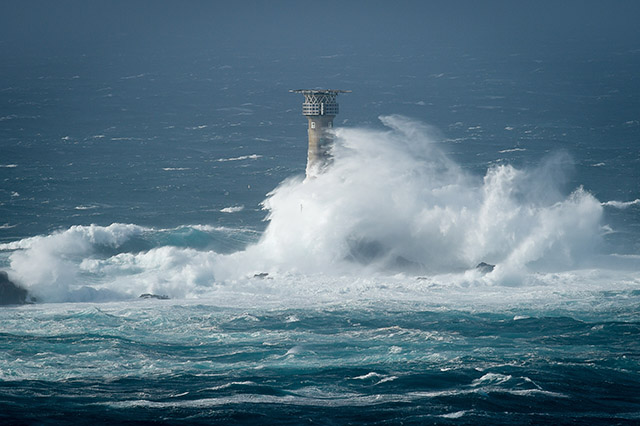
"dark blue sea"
1,2,640,424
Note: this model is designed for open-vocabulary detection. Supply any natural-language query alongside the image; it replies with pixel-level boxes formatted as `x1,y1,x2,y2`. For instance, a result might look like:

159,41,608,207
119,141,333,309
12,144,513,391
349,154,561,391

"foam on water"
1,116,637,306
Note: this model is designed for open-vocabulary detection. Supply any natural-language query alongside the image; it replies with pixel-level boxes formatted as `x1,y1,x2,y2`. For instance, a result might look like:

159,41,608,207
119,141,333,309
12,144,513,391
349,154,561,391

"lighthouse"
290,89,350,177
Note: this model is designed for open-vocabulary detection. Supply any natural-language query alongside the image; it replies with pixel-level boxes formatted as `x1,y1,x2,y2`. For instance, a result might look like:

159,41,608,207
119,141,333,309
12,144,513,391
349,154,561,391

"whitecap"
351,372,385,380
513,315,531,321
440,411,468,419
220,205,244,213
0,223,149,301
498,147,526,153
374,375,398,385
229,313,260,322
388,346,402,354
105,392,410,409
216,154,262,162
602,199,640,209
471,372,512,386
121,73,145,80
284,314,299,323
201,381,257,392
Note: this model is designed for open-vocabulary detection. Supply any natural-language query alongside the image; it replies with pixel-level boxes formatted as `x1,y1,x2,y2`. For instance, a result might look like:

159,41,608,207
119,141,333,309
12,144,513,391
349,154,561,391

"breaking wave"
2,115,630,303
251,115,603,280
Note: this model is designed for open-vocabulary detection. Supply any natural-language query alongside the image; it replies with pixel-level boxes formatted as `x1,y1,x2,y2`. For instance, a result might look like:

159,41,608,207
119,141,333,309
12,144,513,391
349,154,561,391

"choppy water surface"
2,3,640,424
1,299,640,425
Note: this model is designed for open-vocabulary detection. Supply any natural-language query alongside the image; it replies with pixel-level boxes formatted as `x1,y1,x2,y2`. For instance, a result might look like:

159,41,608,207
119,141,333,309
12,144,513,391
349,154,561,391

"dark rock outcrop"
475,262,496,273
0,271,29,305
139,293,169,300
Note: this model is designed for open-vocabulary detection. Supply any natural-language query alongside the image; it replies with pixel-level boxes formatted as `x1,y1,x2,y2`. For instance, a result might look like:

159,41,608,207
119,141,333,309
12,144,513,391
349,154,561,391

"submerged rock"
0,271,29,305
475,262,496,273
139,293,170,300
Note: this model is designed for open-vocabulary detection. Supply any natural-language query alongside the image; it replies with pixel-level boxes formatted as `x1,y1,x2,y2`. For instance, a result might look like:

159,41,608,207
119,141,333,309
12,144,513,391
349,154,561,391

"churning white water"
1,116,633,305
250,115,603,278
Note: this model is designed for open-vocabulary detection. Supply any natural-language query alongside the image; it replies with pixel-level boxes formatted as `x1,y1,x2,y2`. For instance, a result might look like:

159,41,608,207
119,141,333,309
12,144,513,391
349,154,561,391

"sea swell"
1,303,639,424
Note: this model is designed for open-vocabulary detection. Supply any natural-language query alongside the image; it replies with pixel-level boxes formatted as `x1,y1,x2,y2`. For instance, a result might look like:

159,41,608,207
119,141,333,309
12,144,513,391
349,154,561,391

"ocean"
1,3,640,424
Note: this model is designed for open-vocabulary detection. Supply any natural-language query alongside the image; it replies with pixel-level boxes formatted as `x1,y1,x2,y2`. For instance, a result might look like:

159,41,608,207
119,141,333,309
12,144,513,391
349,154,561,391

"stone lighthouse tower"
290,89,350,177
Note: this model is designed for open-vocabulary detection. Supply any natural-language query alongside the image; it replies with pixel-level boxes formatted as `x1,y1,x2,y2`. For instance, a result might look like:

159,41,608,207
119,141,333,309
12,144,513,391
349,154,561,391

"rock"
139,293,170,300
475,262,495,273
0,271,29,305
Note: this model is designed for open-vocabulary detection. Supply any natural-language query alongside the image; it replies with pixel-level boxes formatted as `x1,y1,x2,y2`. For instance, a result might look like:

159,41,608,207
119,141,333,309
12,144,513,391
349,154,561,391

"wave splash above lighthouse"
290,89,350,178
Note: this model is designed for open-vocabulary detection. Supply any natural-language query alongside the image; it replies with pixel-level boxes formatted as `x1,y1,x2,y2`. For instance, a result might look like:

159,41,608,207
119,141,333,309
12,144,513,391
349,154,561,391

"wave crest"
252,115,603,277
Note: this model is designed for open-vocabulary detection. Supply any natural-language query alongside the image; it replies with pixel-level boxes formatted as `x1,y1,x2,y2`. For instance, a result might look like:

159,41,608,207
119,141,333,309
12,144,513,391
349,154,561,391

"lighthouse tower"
290,89,350,177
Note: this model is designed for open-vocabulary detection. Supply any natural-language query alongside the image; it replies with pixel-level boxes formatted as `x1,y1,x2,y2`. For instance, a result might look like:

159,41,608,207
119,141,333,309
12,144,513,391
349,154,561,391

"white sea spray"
0,116,627,304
